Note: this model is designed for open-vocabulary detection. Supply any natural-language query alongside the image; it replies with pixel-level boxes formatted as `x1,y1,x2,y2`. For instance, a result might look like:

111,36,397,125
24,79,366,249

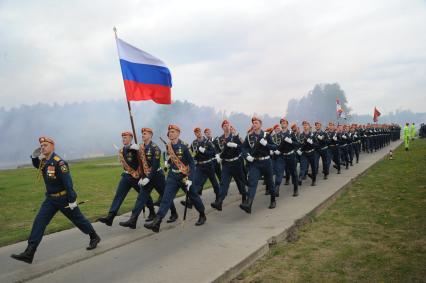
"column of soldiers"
11,118,399,264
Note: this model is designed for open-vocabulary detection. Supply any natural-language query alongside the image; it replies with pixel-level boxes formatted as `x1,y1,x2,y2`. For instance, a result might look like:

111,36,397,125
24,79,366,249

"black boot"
284,177,290,185
268,195,276,209
97,212,116,226
311,175,316,186
293,186,299,197
11,245,37,264
242,194,247,204
144,216,162,233
337,169,341,174
167,211,178,223
324,173,328,180
239,198,253,214
146,206,156,222
195,212,206,226
87,232,101,250
180,199,193,209
119,213,138,229
211,199,223,211
264,188,270,195
298,177,302,186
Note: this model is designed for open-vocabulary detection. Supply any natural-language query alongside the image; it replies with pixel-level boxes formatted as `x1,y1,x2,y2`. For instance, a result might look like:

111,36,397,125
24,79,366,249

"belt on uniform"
254,156,270,161
320,146,328,150
282,150,294,156
224,155,241,162
196,158,213,165
303,149,315,153
50,190,66,197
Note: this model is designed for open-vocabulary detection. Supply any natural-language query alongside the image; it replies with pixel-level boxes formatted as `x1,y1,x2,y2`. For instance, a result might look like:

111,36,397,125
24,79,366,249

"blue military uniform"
241,129,277,213
278,128,300,196
11,149,100,264
270,130,285,196
298,131,318,186
211,131,247,211
313,128,331,179
340,130,350,169
120,141,178,229
328,129,342,173
145,138,206,233
191,137,220,201
98,145,155,226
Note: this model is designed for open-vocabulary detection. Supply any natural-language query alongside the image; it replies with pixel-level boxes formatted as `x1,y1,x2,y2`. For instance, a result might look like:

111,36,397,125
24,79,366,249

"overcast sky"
0,0,425,116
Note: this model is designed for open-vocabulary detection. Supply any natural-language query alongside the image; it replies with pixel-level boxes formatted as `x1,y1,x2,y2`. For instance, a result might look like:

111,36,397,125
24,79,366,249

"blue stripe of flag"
119,59,172,87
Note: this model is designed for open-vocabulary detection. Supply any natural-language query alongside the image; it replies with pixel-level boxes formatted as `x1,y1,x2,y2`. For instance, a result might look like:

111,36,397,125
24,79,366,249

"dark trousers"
315,148,330,175
340,145,350,166
132,171,176,217
28,196,95,248
157,172,205,219
299,152,317,179
109,173,153,214
272,156,285,187
246,159,274,199
329,145,341,171
193,162,220,197
283,153,298,190
219,159,247,201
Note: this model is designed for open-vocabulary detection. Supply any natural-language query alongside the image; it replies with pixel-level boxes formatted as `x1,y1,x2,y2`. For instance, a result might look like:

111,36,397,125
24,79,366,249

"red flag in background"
373,107,381,122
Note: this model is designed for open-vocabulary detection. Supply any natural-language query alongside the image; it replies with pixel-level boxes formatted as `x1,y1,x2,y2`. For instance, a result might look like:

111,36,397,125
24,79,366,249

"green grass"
235,139,426,283
0,155,211,247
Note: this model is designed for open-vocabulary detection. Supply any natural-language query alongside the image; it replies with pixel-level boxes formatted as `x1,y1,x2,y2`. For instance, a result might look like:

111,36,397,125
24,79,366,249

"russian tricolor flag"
116,38,172,104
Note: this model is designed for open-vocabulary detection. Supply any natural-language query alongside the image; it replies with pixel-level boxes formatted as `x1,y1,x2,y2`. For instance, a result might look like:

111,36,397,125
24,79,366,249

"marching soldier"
183,127,220,207
350,125,361,163
205,128,222,181
298,121,318,186
270,124,285,197
144,125,206,233
97,132,156,226
313,121,330,179
241,116,277,213
11,137,100,264
211,120,247,211
278,120,300,196
119,128,178,229
338,125,350,169
327,122,341,174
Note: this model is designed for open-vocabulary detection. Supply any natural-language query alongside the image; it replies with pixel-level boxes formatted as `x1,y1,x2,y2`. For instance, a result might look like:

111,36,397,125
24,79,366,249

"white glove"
318,135,323,140
259,138,267,146
284,137,292,144
226,142,238,148
68,201,78,210
164,160,170,168
342,135,347,139
354,134,358,138
32,148,41,158
130,144,139,150
246,155,254,162
139,178,150,187
274,150,281,155
270,150,274,156
333,136,338,141
39,154,46,160
185,180,192,192
297,149,303,156
307,138,313,144
198,146,206,153
215,154,222,163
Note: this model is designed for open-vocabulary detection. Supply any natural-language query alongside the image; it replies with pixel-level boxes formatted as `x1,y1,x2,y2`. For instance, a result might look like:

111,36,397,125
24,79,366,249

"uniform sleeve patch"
53,156,61,162
60,164,69,173
58,160,65,166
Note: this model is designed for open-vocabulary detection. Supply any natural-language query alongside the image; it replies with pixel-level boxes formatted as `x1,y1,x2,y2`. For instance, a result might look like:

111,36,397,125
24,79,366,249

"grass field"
235,139,426,283
0,155,205,247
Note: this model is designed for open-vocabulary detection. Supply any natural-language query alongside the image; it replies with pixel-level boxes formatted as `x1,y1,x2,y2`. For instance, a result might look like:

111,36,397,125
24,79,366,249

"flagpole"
114,27,138,144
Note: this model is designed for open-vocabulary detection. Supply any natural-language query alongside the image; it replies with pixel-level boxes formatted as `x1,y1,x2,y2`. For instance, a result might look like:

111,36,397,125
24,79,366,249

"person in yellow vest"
403,123,410,151
411,123,416,140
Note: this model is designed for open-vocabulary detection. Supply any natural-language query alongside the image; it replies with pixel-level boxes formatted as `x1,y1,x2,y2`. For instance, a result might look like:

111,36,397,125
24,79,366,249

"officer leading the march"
11,137,100,264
